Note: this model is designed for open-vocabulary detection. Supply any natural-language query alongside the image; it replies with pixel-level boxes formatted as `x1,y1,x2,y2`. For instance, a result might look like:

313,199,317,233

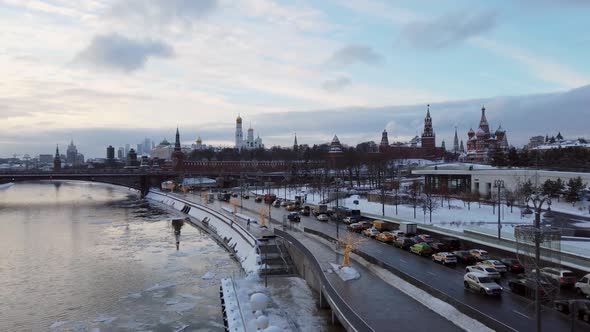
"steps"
258,236,297,276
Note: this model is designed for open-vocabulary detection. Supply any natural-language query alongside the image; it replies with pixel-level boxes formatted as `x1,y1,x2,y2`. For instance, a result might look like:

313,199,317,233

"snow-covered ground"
0,182,14,189
251,186,324,205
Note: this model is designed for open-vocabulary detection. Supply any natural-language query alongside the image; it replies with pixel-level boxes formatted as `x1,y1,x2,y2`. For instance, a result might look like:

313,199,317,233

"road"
211,195,589,332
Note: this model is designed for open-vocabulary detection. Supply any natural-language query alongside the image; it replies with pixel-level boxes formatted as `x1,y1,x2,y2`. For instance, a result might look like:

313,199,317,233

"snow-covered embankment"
146,190,261,276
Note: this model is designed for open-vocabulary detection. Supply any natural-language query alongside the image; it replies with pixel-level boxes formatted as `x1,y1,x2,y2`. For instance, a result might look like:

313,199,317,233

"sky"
1,0,590,158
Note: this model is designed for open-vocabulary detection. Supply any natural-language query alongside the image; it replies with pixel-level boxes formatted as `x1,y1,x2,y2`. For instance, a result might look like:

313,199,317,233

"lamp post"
493,179,505,240
525,193,551,332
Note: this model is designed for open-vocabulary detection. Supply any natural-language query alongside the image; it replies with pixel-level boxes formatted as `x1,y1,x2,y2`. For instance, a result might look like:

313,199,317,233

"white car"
362,227,380,238
391,230,406,239
342,216,354,224
575,274,590,297
432,252,458,265
469,249,489,261
465,265,501,280
464,272,503,296
478,260,508,273
316,214,329,222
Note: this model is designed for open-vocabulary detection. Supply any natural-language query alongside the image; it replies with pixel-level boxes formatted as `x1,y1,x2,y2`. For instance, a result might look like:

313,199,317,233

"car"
342,216,355,224
554,299,590,322
300,208,310,216
432,252,457,266
287,212,301,222
576,274,590,297
410,243,433,256
393,237,416,250
469,249,490,261
499,258,525,274
464,272,503,296
534,267,577,287
242,194,250,199
347,222,364,232
286,204,297,211
317,214,329,222
441,237,462,251
231,193,239,198
429,242,449,253
390,230,406,239
375,232,394,243
363,227,380,238
272,200,281,207
465,265,501,280
417,234,434,243
280,201,290,207
453,251,478,265
509,277,555,301
478,260,508,274
412,236,427,244
254,196,263,203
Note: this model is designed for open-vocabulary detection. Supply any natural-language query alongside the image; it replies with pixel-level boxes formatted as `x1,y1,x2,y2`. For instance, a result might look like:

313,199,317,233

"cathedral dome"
475,127,486,137
236,115,242,124
495,125,505,134
196,136,202,144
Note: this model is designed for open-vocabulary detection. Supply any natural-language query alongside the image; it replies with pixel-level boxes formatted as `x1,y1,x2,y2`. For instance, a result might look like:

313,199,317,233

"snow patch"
165,302,196,312
201,271,215,280
329,263,360,281
145,282,176,292
91,315,117,324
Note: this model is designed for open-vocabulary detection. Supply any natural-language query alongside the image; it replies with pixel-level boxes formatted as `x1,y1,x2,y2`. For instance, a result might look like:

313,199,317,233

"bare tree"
410,180,422,219
504,188,516,213
391,179,400,215
422,191,439,223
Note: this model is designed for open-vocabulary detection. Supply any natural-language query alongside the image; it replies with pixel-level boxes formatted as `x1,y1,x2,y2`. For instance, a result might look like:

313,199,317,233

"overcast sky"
1,0,589,158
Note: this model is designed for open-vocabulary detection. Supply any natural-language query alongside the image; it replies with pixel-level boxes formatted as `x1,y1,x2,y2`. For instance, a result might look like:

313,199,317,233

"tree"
422,191,438,223
504,189,516,213
391,179,400,215
461,191,474,210
410,180,422,219
566,177,586,206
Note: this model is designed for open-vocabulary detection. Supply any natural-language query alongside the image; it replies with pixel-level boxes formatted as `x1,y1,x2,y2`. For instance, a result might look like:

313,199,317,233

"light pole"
493,179,504,240
525,193,551,332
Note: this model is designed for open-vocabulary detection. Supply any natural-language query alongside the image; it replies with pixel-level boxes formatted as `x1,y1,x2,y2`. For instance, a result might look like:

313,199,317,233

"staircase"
258,236,296,276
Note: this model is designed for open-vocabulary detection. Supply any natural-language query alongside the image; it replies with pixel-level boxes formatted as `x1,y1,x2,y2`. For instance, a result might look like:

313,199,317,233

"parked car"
499,258,525,274
465,265,501,280
417,234,434,243
534,267,577,287
478,260,508,274
464,272,503,296
390,230,406,239
242,194,250,199
254,196,263,203
231,193,239,198
509,277,555,301
413,236,427,244
441,237,462,251
576,274,590,297
280,201,290,207
432,252,457,266
453,251,478,265
342,216,355,225
375,232,394,243
286,204,298,211
554,299,590,322
300,206,310,216
469,249,490,261
287,212,301,222
272,200,281,207
317,214,329,222
410,243,433,256
394,237,416,250
363,227,380,238
429,242,449,253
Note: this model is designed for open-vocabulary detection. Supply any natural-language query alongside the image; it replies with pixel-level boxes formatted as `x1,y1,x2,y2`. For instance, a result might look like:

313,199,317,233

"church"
235,115,264,150
465,106,509,163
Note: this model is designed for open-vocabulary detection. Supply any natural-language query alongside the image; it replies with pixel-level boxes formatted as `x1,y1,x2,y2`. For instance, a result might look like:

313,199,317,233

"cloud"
322,77,352,91
108,0,217,28
402,9,500,49
74,33,174,72
325,45,383,67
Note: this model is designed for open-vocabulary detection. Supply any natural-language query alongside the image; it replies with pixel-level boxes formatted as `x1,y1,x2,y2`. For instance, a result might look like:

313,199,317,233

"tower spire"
174,127,181,152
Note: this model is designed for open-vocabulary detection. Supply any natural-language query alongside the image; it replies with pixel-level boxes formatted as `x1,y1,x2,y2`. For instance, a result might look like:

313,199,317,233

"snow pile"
330,263,360,281
146,191,261,276
0,182,14,189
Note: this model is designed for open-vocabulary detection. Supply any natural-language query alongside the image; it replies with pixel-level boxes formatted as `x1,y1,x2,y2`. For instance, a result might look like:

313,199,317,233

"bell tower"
421,104,436,152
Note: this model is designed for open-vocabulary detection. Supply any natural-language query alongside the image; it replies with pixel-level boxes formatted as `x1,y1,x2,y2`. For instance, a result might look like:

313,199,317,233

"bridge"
0,170,178,197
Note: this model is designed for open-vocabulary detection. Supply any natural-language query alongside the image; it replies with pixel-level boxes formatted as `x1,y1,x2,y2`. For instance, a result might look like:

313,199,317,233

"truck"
398,222,417,235
373,220,396,232
217,191,231,202
312,204,328,217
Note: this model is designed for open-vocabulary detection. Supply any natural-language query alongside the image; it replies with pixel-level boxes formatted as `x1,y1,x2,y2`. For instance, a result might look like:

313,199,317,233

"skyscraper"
66,139,78,166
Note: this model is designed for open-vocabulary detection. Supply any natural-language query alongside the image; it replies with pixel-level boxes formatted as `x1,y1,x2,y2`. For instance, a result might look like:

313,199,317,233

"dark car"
500,258,525,274
554,299,590,322
287,212,301,222
509,278,555,301
441,237,462,251
254,196,263,203
242,194,250,199
412,236,426,244
429,242,449,253
394,237,416,250
231,193,239,198
453,251,478,265
300,208,310,216
347,223,365,232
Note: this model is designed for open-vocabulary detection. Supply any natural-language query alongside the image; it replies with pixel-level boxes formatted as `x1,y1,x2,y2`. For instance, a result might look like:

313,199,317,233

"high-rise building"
126,148,138,167
106,145,115,160
125,144,130,157
117,147,124,159
66,139,78,166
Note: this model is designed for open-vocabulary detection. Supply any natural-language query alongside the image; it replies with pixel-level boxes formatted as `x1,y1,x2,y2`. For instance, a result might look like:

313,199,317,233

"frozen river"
0,181,240,331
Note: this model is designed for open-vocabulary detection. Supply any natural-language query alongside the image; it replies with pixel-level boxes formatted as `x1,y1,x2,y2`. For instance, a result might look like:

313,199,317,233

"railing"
274,229,374,332
149,191,257,247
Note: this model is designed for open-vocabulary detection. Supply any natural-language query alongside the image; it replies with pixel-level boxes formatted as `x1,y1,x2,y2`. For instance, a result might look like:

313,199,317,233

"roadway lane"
218,196,587,332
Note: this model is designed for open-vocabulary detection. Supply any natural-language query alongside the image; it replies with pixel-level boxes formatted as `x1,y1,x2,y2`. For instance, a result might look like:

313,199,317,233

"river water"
0,181,240,331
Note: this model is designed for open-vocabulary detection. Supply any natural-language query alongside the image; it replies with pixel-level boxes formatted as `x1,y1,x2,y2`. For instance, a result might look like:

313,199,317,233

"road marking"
400,259,407,263
427,271,436,276
512,310,530,319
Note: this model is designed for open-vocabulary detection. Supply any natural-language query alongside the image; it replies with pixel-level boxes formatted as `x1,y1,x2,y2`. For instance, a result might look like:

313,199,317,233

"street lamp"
493,179,505,240
525,193,551,332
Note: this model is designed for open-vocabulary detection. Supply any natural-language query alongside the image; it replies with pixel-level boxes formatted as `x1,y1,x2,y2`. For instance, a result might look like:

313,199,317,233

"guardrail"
274,229,374,332
302,227,516,332
149,191,257,247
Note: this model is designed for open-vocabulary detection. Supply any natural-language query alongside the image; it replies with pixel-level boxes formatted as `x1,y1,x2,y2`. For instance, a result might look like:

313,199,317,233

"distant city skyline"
1,0,589,157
